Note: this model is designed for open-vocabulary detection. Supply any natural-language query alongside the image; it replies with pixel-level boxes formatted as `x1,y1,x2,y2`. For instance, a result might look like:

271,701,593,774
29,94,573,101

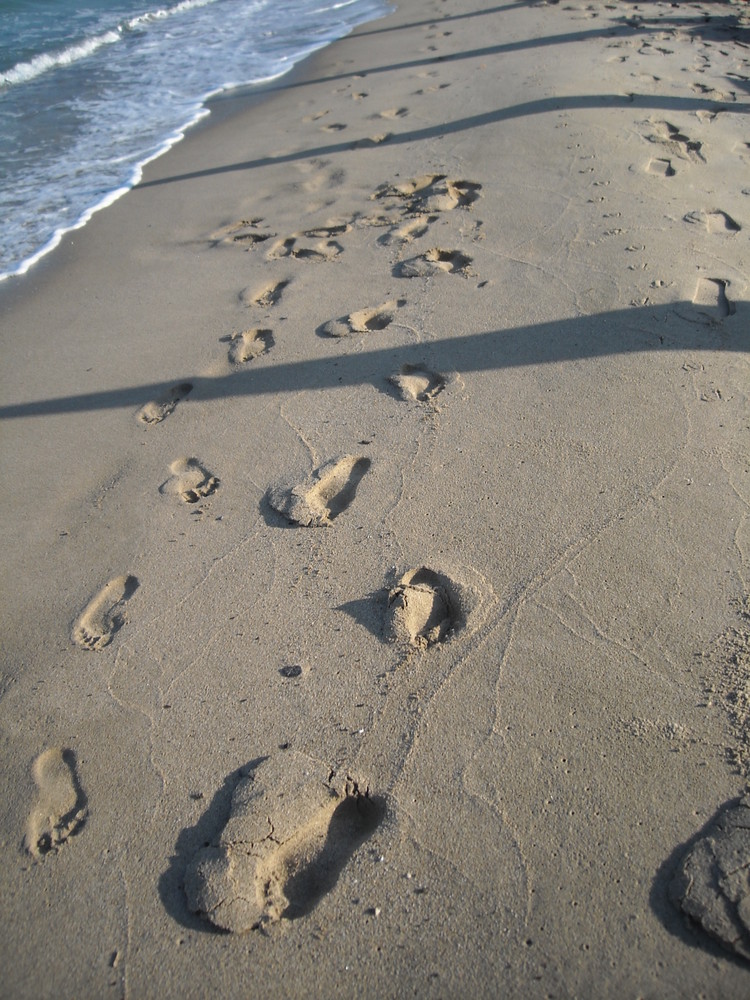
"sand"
1,0,750,995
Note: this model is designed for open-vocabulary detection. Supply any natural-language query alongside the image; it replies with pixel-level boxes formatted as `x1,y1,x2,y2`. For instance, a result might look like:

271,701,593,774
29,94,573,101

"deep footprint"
160,458,219,504
387,567,459,649
72,574,138,650
396,248,473,277
210,219,275,249
320,300,403,337
137,382,193,425
268,456,371,526
24,748,88,858
228,328,274,364
670,795,750,962
185,752,384,932
390,364,446,402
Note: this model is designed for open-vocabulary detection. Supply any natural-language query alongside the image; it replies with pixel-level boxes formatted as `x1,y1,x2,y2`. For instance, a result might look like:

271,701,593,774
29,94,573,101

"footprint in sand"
373,175,482,213
692,277,735,321
72,575,138,650
227,328,274,365
386,567,460,650
24,748,88,858
303,223,352,239
319,300,404,338
266,236,342,263
389,363,446,403
267,456,371,527
684,209,741,234
646,157,676,177
240,279,290,309
321,122,347,132
160,458,219,504
378,214,437,247
670,794,750,962
372,107,408,120
396,248,473,278
210,219,276,250
185,752,384,932
642,120,705,162
351,133,392,149
137,382,193,425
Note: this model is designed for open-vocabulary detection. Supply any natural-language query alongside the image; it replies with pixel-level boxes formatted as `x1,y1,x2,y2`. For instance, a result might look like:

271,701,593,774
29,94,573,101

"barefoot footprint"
241,279,290,309
693,277,735,320
185,752,384,932
24,748,87,858
267,456,371,526
320,300,404,338
72,575,138,650
389,364,446,402
396,248,473,278
137,382,193,425
386,567,459,649
160,458,219,504
228,328,274,364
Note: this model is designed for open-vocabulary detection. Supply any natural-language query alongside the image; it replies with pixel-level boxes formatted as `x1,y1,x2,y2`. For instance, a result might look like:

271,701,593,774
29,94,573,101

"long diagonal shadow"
1,304,746,421
139,91,750,189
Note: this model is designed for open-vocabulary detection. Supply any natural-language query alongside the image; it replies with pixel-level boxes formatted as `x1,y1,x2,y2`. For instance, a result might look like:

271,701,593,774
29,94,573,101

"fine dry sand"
1,0,750,996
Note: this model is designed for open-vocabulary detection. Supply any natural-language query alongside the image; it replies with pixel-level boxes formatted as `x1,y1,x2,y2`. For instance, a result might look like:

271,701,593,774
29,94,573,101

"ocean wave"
0,0,222,89
0,30,122,87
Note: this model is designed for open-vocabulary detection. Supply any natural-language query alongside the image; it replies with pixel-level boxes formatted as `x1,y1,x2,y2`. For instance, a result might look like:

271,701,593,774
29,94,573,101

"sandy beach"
1,0,750,995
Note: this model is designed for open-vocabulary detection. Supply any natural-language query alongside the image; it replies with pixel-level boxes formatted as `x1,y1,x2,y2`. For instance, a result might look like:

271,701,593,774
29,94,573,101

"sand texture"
1,0,750,996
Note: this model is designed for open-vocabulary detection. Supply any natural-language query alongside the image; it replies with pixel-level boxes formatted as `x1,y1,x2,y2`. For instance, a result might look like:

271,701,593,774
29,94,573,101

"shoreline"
2,1,750,996
0,0,394,285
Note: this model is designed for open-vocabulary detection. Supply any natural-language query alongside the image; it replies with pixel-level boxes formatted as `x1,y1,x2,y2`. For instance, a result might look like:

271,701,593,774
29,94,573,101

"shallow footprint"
373,175,481,212
267,235,342,262
268,456,371,526
228,328,274,364
24,748,88,858
670,794,750,962
378,214,436,247
693,277,735,320
160,458,219,504
396,248,473,277
646,157,675,177
72,574,138,650
137,382,193,425
684,209,741,234
320,300,404,338
241,279,290,309
185,752,384,932
390,363,446,402
386,567,459,649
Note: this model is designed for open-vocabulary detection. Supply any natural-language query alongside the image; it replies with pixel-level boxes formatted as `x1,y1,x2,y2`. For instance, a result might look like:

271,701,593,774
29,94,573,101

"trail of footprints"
36,1,749,954
49,169,482,927
176,168,483,928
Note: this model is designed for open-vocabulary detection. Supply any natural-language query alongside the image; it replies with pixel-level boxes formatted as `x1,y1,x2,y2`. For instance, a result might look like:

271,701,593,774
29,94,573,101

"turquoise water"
0,0,391,280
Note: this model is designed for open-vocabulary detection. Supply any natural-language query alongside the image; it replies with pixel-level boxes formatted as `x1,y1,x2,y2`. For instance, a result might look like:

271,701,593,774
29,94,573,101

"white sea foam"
0,0,226,89
1,31,122,87
0,0,392,282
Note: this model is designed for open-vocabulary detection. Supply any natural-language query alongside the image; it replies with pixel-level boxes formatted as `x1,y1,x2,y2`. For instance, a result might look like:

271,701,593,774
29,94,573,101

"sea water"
0,0,391,281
